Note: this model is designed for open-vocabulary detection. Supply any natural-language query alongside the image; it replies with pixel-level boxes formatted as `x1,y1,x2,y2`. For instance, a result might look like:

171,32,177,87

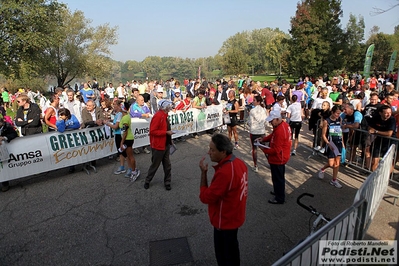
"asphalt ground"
0,122,397,266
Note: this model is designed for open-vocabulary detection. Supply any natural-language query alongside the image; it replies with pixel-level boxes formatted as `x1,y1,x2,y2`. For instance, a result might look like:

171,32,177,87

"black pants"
214,228,240,266
270,164,285,202
145,145,171,185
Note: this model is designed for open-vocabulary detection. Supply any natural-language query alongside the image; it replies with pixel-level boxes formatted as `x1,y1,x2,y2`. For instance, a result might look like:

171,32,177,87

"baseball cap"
156,87,164,93
158,99,173,110
386,82,392,86
173,89,181,93
266,110,282,122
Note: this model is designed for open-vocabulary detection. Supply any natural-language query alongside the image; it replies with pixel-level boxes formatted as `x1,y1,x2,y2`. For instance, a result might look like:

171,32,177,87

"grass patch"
250,75,296,83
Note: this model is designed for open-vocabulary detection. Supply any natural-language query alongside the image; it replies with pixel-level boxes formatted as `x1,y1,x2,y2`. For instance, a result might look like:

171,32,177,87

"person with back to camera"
256,109,292,204
286,94,304,156
143,99,175,190
248,95,267,173
199,133,248,266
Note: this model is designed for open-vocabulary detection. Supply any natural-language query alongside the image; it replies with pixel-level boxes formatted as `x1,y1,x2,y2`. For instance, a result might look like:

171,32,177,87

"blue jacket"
56,115,81,132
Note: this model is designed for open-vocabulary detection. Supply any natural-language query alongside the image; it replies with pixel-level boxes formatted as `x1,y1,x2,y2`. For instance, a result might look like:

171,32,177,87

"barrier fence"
272,145,396,266
344,127,399,204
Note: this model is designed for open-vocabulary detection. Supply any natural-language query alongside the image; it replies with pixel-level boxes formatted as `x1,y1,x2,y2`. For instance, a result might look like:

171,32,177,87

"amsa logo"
134,127,150,140
8,150,43,168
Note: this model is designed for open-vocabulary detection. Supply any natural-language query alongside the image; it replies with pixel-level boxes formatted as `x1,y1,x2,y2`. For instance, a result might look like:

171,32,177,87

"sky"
61,0,398,62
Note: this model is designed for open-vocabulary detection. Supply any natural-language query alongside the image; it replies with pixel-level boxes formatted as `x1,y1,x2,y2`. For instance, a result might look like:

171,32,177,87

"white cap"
266,110,282,122
156,87,164,93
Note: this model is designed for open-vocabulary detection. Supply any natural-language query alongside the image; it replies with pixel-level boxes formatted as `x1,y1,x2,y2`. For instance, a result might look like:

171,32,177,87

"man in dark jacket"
81,100,105,128
0,117,19,191
15,94,42,136
215,84,228,102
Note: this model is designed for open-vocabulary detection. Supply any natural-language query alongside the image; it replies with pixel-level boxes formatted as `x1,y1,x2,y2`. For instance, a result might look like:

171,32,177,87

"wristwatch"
375,130,378,134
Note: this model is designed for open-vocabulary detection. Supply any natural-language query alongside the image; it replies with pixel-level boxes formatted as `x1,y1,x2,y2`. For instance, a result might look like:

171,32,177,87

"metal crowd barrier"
272,144,396,266
272,199,365,266
344,128,399,204
353,144,396,238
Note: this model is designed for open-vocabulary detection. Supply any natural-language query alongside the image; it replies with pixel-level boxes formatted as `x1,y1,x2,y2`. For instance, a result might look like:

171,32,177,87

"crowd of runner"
0,70,398,191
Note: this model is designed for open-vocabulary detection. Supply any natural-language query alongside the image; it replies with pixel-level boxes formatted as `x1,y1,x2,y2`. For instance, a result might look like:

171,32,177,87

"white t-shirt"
105,87,115,98
117,86,124,98
286,102,302,122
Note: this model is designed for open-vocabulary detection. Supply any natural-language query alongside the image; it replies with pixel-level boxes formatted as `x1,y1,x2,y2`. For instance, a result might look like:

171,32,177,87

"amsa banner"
0,105,224,182
0,126,115,182
131,105,224,146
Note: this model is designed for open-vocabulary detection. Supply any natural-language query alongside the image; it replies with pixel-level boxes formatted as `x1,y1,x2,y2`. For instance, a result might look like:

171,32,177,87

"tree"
287,0,345,77
217,28,285,75
343,14,365,72
265,31,290,75
38,8,118,86
366,33,393,72
371,0,399,15
218,31,251,74
0,0,65,77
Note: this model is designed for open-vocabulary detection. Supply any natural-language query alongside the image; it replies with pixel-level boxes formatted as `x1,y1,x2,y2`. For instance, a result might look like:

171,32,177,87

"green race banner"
363,44,375,78
387,50,397,73
0,105,224,182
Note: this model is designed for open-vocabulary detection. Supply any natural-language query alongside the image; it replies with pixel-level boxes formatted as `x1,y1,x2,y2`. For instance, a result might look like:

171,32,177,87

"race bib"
329,125,342,137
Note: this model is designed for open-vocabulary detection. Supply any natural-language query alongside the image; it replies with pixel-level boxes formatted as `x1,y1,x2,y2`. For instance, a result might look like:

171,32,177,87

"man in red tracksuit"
144,99,175,190
258,110,292,204
199,134,248,266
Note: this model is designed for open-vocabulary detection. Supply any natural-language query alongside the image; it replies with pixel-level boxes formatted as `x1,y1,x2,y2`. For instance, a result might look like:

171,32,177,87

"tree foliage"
342,14,365,72
366,33,393,71
288,0,345,77
38,8,118,86
0,0,65,77
217,28,287,75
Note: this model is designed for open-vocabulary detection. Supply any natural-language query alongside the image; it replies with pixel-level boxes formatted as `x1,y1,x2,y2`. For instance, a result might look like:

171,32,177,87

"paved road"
0,124,397,265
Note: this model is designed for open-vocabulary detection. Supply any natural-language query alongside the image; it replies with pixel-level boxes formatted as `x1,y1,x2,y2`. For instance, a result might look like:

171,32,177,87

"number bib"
329,125,342,137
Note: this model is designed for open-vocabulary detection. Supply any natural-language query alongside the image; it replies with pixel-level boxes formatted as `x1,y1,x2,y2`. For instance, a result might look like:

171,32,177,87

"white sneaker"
234,144,239,150
252,166,258,173
314,146,321,151
143,147,151,154
319,147,325,153
291,150,296,156
130,169,140,182
318,169,324,179
330,179,342,188
133,148,140,154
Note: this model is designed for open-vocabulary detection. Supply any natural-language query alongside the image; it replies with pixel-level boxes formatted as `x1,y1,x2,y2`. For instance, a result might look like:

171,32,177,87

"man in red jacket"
144,99,175,190
199,134,248,266
258,110,292,204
